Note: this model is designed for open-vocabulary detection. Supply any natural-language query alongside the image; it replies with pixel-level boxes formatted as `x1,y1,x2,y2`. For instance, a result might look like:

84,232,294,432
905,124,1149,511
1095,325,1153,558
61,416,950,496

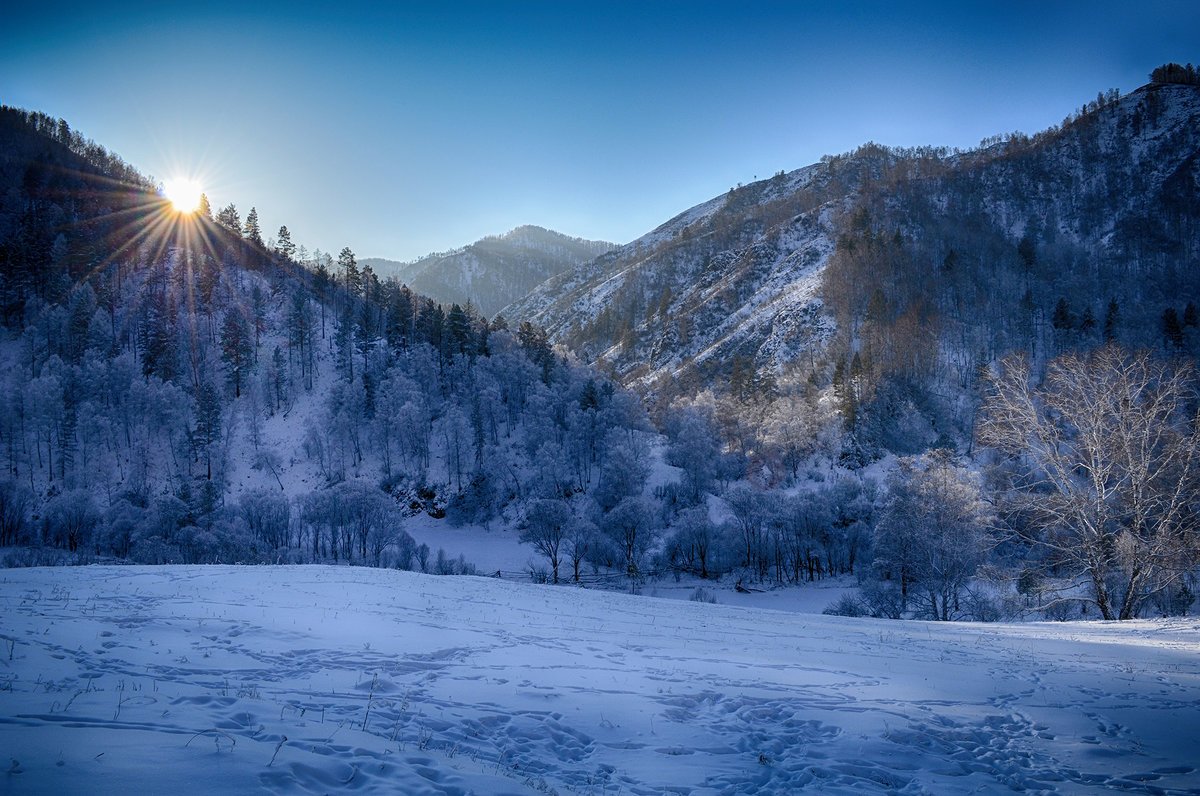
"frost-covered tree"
239,488,290,551
0,477,33,546
604,496,659,578
665,506,721,579
869,451,991,620
42,488,99,552
595,431,650,511
665,409,720,504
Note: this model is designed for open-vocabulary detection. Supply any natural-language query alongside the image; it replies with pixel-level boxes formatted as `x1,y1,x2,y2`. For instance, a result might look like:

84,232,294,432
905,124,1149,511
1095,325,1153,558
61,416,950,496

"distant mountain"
363,226,616,317
506,81,1200,426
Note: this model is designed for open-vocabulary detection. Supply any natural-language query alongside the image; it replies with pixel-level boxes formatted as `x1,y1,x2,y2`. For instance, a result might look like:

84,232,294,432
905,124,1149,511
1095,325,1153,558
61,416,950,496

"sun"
164,178,203,214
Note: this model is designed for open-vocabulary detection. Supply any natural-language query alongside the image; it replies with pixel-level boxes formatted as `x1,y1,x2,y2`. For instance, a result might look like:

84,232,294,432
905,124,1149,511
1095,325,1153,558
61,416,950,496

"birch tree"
979,346,1200,619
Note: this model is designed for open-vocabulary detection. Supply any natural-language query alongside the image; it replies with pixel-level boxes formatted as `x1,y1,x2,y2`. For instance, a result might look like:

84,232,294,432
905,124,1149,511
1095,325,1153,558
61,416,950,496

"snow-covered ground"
2,566,1199,795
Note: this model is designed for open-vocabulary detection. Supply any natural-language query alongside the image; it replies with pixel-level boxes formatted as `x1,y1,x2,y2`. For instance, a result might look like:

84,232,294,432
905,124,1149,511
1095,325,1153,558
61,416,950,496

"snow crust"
2,566,1199,794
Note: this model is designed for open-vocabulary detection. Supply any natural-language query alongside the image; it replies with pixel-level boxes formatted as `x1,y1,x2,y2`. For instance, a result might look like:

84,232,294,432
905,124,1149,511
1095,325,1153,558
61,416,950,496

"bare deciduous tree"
979,346,1200,620
520,499,572,583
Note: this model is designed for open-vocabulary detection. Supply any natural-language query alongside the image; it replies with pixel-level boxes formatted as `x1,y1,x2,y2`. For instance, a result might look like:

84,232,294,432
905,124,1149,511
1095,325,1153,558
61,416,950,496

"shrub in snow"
2,547,72,567
689,586,717,604
1043,599,1082,622
859,576,906,620
822,594,872,618
960,589,1002,622
1150,582,1195,617
130,536,183,565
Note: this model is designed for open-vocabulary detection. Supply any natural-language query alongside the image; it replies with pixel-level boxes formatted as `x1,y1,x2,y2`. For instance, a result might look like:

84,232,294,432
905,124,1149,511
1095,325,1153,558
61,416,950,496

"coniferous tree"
251,285,266,361
216,204,241,233
243,207,263,248
415,299,444,353
312,254,331,337
1051,298,1073,330
445,303,472,360
193,380,222,481
275,225,295,260
1162,307,1184,350
220,308,253,397
355,297,376,376
1079,307,1097,338
335,302,356,383
386,285,414,354
338,247,360,296
286,287,315,389
1103,298,1120,342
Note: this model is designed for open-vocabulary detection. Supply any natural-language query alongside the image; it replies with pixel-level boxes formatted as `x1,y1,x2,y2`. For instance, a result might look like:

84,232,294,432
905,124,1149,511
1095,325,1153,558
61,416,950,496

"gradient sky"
2,1,1196,261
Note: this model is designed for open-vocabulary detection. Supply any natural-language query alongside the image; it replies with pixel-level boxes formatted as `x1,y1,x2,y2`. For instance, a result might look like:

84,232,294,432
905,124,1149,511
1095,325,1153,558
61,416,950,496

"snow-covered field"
2,567,1199,794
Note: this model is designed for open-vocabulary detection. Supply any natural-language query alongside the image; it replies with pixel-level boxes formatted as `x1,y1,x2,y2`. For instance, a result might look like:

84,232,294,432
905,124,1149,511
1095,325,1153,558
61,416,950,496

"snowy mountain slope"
3,566,1199,794
363,226,615,318
505,82,1200,401
501,152,899,395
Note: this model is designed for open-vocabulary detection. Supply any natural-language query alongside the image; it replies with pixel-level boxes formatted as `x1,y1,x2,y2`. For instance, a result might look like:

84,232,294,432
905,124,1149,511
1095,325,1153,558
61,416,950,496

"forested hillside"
0,105,658,573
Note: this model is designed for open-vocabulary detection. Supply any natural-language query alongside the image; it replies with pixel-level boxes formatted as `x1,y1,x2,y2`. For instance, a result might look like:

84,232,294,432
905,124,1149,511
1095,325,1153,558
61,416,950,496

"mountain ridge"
363,225,616,317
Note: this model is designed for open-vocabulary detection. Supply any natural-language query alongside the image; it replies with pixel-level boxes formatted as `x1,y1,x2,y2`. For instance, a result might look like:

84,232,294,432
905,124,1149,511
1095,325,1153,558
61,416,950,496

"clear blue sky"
2,1,1196,261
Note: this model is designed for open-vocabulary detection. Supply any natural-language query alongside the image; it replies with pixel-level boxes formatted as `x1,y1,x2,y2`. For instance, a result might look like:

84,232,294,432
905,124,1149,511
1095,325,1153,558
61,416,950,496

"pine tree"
243,207,263,248
1017,234,1036,273
415,299,444,352
140,289,178,381
251,284,266,362
198,193,213,220
1162,308,1185,350
1103,298,1119,342
335,302,355,383
445,303,472,359
517,320,554,383
1079,307,1096,337
338,247,360,296
275,225,295,260
355,297,376,375
193,380,222,481
287,287,314,389
216,204,241,233
313,255,331,337
220,308,253,397
1051,298,1073,330
385,285,414,353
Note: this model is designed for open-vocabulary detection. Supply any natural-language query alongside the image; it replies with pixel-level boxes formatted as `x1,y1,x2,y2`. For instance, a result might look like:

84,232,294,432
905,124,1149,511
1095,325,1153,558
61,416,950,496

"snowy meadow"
2,566,1198,794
